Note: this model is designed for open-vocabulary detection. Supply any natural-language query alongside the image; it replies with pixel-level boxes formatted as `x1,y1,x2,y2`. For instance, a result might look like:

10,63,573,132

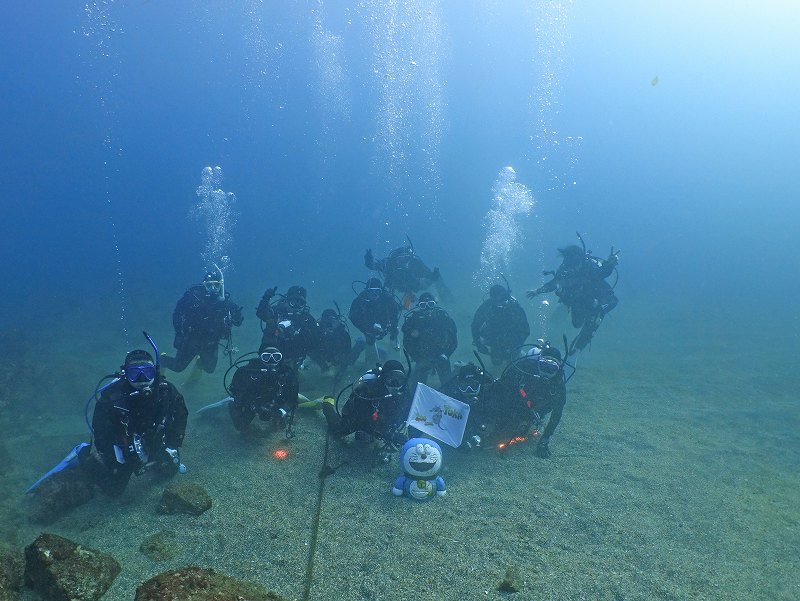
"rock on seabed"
24,533,120,601
135,566,288,601
159,482,212,516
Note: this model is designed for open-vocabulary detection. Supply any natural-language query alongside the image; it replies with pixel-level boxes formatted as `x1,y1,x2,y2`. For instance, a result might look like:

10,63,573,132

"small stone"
134,566,287,601
24,533,120,601
158,482,212,516
139,530,179,561
498,565,522,593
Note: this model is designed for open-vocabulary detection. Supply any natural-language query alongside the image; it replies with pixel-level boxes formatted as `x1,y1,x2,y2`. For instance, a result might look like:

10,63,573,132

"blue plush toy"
392,438,446,501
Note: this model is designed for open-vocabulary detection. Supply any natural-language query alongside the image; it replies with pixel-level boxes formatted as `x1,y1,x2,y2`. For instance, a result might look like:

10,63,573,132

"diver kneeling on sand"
480,340,572,458
225,346,300,437
26,333,188,519
322,359,410,462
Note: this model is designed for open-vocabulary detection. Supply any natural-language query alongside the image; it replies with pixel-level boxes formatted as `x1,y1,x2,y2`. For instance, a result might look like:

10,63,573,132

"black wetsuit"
535,254,618,351
257,298,320,369
308,319,352,371
402,305,458,386
482,356,566,445
471,296,530,365
90,377,188,495
161,285,243,373
365,248,439,294
323,372,407,443
229,358,299,431
347,290,402,368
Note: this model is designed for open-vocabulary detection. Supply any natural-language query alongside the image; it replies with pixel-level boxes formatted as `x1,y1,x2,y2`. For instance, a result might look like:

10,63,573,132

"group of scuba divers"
27,233,620,505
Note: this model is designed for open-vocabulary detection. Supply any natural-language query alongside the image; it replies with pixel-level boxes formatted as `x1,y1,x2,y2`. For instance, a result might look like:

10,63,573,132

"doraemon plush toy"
392,438,446,501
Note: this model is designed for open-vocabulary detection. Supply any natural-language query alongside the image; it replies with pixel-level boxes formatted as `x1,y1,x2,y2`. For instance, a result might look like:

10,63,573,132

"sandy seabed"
1,301,798,601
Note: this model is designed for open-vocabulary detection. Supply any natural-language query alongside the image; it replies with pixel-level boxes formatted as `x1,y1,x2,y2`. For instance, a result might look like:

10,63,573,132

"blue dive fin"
195,396,233,415
26,442,90,494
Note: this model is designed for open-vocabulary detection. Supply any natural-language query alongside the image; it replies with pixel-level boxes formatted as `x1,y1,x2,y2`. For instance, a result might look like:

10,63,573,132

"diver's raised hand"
526,289,540,300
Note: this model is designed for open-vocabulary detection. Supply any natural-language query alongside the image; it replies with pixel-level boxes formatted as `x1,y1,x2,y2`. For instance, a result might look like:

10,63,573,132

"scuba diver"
322,359,410,457
161,267,244,374
471,281,530,366
347,277,402,367
439,361,492,450
527,233,619,354
308,307,352,375
26,332,188,506
401,292,458,387
364,237,443,308
256,285,321,370
481,340,569,458
227,347,299,436
89,346,189,492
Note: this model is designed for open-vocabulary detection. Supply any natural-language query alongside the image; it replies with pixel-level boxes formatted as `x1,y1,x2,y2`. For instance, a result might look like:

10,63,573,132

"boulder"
158,482,212,516
24,533,120,601
134,566,287,601
30,471,94,524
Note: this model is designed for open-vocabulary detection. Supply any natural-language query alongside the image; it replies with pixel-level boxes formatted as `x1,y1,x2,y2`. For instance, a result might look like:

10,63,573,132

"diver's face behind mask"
203,278,223,298
458,376,481,395
125,362,157,390
382,370,406,394
260,348,283,371
417,299,436,311
363,278,384,303
537,355,561,380
288,295,306,310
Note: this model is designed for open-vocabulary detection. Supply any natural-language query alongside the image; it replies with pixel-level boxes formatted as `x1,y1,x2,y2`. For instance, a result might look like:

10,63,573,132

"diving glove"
535,436,551,459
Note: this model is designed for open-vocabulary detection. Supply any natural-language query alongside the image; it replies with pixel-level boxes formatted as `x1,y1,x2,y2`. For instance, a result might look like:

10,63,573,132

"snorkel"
213,262,225,299
499,272,512,296
576,231,587,256
405,234,415,255
143,330,161,372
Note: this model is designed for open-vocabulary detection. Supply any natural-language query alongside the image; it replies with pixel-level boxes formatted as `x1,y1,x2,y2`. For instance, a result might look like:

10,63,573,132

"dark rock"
24,533,121,601
30,471,94,524
159,482,212,516
139,530,179,561
0,548,24,601
498,564,522,593
134,566,287,601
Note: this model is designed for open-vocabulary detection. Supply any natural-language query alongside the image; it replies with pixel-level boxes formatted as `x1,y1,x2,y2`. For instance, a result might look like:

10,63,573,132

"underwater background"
1,1,798,600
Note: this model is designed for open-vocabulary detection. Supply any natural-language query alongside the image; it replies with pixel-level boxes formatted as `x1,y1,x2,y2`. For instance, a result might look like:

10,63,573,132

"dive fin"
26,442,90,494
182,357,203,386
198,393,317,415
434,278,454,305
196,396,234,415
298,394,329,410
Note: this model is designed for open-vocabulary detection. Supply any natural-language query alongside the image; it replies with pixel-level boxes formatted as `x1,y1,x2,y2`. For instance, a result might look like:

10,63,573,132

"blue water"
2,1,799,598
4,2,799,335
